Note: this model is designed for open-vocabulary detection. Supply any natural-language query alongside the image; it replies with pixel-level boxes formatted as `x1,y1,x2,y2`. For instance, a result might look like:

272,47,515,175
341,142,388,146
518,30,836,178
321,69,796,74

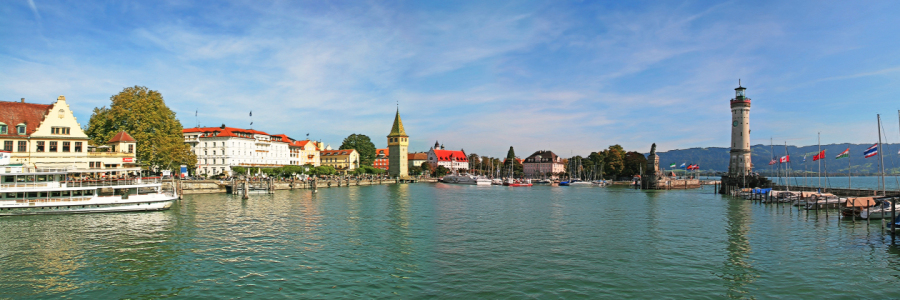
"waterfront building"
427,148,468,173
728,82,752,176
320,149,360,174
373,148,389,170
408,152,427,167
523,150,565,179
0,96,137,171
182,126,321,176
387,109,409,178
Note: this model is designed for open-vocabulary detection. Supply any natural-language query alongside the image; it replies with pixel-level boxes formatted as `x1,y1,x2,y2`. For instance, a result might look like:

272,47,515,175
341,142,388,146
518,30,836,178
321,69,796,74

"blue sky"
2,0,899,157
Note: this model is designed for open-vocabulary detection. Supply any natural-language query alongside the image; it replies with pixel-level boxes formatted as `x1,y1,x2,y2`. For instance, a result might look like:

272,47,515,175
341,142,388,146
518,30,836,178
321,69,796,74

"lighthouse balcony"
730,98,751,105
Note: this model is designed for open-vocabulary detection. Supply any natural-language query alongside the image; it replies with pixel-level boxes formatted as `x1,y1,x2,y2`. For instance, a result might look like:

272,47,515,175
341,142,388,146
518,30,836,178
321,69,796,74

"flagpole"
848,143,851,189
818,132,821,190
878,114,885,196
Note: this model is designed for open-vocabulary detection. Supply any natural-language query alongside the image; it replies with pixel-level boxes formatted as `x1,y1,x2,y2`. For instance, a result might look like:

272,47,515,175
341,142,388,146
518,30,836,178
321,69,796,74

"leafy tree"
420,162,431,176
434,165,450,177
504,146,516,168
340,134,376,166
602,145,626,179
85,86,197,172
232,166,246,175
408,165,422,175
312,165,336,176
622,151,648,178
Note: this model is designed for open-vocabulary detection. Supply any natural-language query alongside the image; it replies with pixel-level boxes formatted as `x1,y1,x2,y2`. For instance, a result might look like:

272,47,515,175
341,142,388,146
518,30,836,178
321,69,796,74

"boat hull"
0,197,176,216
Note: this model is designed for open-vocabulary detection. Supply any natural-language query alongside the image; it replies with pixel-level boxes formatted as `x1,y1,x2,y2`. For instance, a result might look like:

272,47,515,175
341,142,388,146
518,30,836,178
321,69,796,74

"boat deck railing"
1,177,164,190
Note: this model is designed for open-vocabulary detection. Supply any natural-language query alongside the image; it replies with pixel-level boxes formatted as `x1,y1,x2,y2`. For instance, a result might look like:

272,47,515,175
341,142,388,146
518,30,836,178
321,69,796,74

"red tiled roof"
321,149,355,156
291,140,318,150
432,150,468,162
0,100,52,137
182,126,273,139
408,152,428,160
108,131,136,143
375,148,389,157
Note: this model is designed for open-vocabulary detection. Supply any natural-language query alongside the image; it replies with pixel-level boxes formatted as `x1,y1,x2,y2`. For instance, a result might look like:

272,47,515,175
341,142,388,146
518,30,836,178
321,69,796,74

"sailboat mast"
878,114,885,196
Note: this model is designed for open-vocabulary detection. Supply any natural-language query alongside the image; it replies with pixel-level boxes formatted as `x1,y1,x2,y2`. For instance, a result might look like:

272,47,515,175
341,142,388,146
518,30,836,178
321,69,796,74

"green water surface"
2,184,899,298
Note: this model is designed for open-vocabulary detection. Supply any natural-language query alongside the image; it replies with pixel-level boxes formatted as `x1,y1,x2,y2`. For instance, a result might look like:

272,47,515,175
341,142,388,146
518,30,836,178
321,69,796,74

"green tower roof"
388,109,407,137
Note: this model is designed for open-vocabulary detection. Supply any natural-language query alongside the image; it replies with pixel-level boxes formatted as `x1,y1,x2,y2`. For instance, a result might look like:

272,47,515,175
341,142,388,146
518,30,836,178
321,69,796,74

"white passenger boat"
0,167,177,216
441,172,492,185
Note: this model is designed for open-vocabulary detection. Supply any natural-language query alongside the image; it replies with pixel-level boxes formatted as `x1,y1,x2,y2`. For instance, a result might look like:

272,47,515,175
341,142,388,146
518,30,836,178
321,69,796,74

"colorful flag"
835,148,849,159
864,144,878,158
679,163,686,168
769,158,776,165
687,164,700,170
812,150,825,161
779,155,790,163
803,155,807,162
669,163,676,168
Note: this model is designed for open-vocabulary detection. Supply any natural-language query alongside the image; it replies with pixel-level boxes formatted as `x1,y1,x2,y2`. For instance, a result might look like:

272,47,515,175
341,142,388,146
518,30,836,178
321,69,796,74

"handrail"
1,177,164,190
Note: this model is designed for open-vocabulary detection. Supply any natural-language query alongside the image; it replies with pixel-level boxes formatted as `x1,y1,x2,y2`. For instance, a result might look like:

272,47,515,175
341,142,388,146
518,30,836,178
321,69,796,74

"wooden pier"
770,185,900,197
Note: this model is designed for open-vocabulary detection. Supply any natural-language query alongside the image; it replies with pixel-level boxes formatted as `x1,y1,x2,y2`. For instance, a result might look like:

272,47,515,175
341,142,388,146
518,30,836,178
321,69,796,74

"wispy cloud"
1,1,899,157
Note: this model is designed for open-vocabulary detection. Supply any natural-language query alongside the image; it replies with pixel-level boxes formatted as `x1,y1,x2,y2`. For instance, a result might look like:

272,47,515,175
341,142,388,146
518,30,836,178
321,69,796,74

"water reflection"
386,184,416,278
0,211,175,297
719,198,757,298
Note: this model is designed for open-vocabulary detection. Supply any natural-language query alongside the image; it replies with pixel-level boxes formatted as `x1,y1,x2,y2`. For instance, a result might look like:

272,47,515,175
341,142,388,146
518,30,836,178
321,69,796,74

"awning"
846,197,876,207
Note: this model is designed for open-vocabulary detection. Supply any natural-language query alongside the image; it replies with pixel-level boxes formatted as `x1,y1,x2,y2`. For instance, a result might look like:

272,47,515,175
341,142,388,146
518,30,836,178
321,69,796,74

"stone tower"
387,108,409,178
728,81,752,176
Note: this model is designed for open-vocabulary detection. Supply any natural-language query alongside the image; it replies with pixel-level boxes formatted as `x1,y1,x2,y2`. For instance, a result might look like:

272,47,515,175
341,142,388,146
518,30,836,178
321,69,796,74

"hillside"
654,143,900,175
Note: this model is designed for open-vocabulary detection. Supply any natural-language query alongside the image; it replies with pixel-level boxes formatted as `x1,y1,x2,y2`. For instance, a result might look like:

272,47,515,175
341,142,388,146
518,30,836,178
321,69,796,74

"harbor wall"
166,178,438,195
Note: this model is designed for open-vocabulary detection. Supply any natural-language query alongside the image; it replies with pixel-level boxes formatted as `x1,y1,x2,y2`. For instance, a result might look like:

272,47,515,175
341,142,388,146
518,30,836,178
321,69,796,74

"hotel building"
182,126,321,176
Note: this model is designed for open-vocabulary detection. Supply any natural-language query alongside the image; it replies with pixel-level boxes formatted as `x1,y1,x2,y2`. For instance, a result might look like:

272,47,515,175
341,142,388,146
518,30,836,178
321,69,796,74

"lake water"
3,184,900,298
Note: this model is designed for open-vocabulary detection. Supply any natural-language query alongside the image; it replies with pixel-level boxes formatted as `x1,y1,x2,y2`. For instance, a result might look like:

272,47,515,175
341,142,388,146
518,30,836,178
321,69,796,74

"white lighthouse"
728,81,752,176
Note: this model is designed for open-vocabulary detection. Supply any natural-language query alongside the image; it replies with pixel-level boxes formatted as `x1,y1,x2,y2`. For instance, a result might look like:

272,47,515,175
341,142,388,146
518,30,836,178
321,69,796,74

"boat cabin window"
2,176,13,183
51,191,61,197
27,192,37,198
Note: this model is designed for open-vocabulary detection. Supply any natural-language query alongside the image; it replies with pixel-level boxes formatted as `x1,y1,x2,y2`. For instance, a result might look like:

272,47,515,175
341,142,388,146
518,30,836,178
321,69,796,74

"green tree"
312,165,336,176
85,86,196,172
602,145,626,179
340,134,376,166
434,165,450,177
420,162,431,176
622,151,648,178
504,146,516,168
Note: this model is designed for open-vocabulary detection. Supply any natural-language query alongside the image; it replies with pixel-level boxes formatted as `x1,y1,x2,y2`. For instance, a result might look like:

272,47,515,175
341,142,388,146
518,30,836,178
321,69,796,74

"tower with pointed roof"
387,109,409,178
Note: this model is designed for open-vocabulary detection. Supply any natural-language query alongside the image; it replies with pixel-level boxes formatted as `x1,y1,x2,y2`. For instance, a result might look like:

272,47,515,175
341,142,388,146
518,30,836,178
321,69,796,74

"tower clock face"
732,121,738,127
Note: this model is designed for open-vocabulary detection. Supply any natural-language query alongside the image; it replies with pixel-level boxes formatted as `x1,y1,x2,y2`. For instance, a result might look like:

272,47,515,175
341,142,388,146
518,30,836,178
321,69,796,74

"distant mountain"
653,143,900,175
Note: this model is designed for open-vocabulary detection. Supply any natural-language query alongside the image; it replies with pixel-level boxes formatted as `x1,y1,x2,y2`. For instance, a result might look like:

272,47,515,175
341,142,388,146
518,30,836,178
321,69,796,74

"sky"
2,0,899,158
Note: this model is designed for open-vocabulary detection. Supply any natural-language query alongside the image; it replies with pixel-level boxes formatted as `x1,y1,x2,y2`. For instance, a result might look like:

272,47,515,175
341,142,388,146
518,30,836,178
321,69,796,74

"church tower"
728,81,752,176
387,108,409,178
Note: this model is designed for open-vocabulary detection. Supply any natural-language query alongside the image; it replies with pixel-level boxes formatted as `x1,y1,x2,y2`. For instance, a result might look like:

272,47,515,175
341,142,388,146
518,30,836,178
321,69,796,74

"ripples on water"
2,184,900,298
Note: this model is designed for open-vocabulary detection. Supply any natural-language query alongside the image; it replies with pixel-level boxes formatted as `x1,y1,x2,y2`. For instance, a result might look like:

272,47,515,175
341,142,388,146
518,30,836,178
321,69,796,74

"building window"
51,127,70,135
2,141,11,151
17,124,26,135
36,141,44,152
62,141,70,152
49,141,58,152
0,124,6,134
74,142,82,152
17,141,26,152
128,144,133,153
